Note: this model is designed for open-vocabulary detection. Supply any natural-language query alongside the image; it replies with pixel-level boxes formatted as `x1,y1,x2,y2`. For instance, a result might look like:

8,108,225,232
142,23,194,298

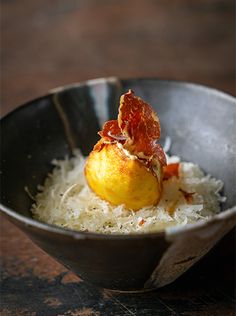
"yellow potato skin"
85,143,162,210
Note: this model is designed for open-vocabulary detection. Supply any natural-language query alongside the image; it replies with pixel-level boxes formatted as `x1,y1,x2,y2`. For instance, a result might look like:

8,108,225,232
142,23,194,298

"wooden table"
1,1,235,315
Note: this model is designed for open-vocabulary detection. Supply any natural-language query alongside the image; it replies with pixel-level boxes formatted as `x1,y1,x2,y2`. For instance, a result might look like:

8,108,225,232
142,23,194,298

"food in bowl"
31,91,225,233
85,89,166,210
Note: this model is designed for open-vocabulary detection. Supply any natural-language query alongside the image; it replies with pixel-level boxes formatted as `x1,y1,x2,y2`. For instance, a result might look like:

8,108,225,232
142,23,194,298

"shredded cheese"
31,150,225,234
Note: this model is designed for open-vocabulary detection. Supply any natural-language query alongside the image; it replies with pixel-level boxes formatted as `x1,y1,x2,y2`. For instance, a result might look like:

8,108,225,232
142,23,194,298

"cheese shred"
31,150,225,234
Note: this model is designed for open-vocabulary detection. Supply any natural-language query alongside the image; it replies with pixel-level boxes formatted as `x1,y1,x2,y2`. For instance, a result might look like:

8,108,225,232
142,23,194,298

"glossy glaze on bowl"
1,78,235,291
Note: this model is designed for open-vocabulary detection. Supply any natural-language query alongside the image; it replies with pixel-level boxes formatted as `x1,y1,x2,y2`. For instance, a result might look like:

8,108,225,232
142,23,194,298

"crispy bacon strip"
179,188,195,204
118,90,162,158
138,219,146,226
98,90,166,166
118,90,160,143
98,120,122,142
163,163,180,180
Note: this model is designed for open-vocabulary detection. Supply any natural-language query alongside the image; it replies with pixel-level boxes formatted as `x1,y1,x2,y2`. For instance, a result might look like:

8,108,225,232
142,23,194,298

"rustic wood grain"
1,215,235,315
1,0,235,315
1,0,235,116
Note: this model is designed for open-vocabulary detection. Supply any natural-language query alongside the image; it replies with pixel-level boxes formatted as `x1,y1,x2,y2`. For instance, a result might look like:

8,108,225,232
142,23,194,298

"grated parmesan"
31,150,225,234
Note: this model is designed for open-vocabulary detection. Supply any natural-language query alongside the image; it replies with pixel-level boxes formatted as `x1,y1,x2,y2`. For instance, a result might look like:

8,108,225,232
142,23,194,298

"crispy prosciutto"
98,90,166,168
163,163,180,180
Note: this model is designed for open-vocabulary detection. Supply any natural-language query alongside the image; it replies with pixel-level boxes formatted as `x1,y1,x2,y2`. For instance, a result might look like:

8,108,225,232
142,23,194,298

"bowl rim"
1,77,236,240
1,77,235,122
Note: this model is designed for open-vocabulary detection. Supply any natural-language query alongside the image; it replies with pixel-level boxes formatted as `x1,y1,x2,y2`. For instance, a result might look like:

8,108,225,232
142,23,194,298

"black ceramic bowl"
1,78,236,291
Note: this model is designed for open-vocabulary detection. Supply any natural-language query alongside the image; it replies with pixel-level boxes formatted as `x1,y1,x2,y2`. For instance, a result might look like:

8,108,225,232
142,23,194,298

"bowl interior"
1,78,236,222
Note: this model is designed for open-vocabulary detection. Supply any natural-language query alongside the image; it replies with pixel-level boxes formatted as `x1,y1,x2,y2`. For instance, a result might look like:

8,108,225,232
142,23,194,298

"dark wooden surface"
1,0,235,315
